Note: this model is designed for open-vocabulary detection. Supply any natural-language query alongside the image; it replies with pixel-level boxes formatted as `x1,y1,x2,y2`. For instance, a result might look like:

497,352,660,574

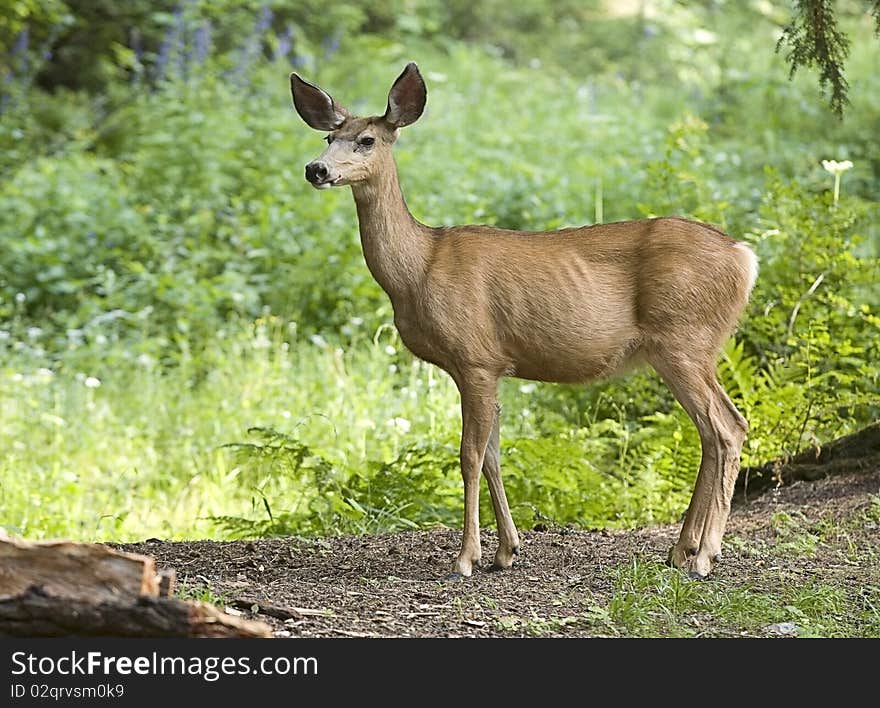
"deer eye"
358,136,375,148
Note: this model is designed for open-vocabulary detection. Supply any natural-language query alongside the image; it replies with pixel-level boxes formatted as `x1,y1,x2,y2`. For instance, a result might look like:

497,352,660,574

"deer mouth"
313,176,344,190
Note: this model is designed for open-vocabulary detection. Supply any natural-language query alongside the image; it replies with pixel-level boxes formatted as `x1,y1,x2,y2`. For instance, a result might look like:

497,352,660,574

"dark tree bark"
737,422,880,499
0,586,271,638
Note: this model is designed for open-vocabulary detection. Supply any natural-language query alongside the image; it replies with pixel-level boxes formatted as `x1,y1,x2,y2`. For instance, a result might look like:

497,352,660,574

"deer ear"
290,73,349,131
383,62,426,128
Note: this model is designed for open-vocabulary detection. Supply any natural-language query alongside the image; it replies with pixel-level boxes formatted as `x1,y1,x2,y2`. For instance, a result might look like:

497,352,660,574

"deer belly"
505,325,642,384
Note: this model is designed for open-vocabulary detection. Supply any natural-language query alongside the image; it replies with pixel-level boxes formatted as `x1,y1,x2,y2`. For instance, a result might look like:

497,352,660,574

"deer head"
290,62,427,189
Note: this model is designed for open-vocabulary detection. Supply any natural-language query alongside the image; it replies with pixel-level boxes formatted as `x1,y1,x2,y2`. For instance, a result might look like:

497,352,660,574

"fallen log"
737,422,880,499
0,535,162,602
0,586,271,638
0,536,270,638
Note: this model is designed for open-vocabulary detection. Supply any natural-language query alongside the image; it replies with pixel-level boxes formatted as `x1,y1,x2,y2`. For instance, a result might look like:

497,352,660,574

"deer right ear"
290,73,349,131
383,62,427,129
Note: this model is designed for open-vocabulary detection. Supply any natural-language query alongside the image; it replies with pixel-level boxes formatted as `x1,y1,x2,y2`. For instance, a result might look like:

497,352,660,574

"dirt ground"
119,468,880,637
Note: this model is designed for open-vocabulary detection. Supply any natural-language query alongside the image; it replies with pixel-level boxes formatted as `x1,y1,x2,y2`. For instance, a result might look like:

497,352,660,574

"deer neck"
351,154,432,305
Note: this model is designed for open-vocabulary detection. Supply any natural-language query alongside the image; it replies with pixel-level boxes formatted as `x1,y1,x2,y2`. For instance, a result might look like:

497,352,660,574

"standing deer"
290,63,757,579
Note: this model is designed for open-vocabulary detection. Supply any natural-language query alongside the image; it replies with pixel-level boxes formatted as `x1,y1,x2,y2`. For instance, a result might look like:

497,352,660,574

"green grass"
600,501,880,637
0,317,459,540
770,511,822,558
1,311,712,541
175,580,230,607
605,558,877,638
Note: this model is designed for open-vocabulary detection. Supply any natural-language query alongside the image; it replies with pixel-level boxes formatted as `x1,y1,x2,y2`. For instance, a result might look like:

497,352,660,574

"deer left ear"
383,62,427,129
290,73,349,131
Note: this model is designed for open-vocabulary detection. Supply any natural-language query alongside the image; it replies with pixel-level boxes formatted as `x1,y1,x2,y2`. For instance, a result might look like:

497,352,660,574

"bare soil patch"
117,466,880,637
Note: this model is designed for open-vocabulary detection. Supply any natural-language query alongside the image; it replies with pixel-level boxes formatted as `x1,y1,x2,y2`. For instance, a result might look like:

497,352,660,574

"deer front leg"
483,402,521,570
450,370,498,578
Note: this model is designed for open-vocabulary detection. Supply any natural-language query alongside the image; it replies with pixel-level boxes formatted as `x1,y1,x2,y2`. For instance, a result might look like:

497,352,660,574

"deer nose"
305,162,328,184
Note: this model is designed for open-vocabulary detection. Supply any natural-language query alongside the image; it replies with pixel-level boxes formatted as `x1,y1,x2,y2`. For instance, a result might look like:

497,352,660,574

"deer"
289,63,758,580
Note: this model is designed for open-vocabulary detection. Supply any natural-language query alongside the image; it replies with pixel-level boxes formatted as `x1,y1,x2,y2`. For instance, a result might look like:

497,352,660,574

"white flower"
84,376,101,389
822,159,854,206
15,292,25,304
693,29,717,45
41,413,65,427
519,383,537,394
387,417,411,434
821,159,853,175
309,334,327,348
384,345,396,356
136,354,154,368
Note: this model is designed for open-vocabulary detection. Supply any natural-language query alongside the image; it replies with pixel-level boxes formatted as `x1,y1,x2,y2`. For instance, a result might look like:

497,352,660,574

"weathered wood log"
0,536,160,602
737,422,880,499
0,537,270,637
0,586,271,638
157,569,177,597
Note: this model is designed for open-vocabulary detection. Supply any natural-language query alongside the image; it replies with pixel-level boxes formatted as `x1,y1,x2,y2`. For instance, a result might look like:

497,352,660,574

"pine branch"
776,0,851,117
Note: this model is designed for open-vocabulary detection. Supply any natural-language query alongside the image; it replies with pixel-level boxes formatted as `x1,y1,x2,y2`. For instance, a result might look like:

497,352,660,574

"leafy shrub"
1,2,878,541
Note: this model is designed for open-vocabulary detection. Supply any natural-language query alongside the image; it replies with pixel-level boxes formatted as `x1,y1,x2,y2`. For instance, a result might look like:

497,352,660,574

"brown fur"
291,63,758,578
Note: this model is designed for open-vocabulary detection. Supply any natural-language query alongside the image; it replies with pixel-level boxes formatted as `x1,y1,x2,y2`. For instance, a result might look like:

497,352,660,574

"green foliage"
732,173,879,463
776,0,880,116
209,409,700,538
0,2,878,543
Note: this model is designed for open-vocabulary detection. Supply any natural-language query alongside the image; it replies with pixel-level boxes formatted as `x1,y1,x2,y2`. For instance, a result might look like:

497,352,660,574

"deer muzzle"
305,161,332,188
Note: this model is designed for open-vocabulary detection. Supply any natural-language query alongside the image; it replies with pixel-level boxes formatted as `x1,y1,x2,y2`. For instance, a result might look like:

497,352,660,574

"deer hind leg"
450,369,499,578
482,402,521,570
650,355,747,579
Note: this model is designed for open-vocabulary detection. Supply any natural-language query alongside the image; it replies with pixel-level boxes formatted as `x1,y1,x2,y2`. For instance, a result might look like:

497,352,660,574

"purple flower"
322,33,340,59
154,5,185,81
193,22,213,66
275,26,292,63
256,6,274,35
12,28,30,57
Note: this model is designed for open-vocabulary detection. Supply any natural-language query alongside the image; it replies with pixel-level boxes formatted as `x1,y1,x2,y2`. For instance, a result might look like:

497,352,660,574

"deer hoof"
668,542,718,579
491,546,519,570
666,544,696,569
